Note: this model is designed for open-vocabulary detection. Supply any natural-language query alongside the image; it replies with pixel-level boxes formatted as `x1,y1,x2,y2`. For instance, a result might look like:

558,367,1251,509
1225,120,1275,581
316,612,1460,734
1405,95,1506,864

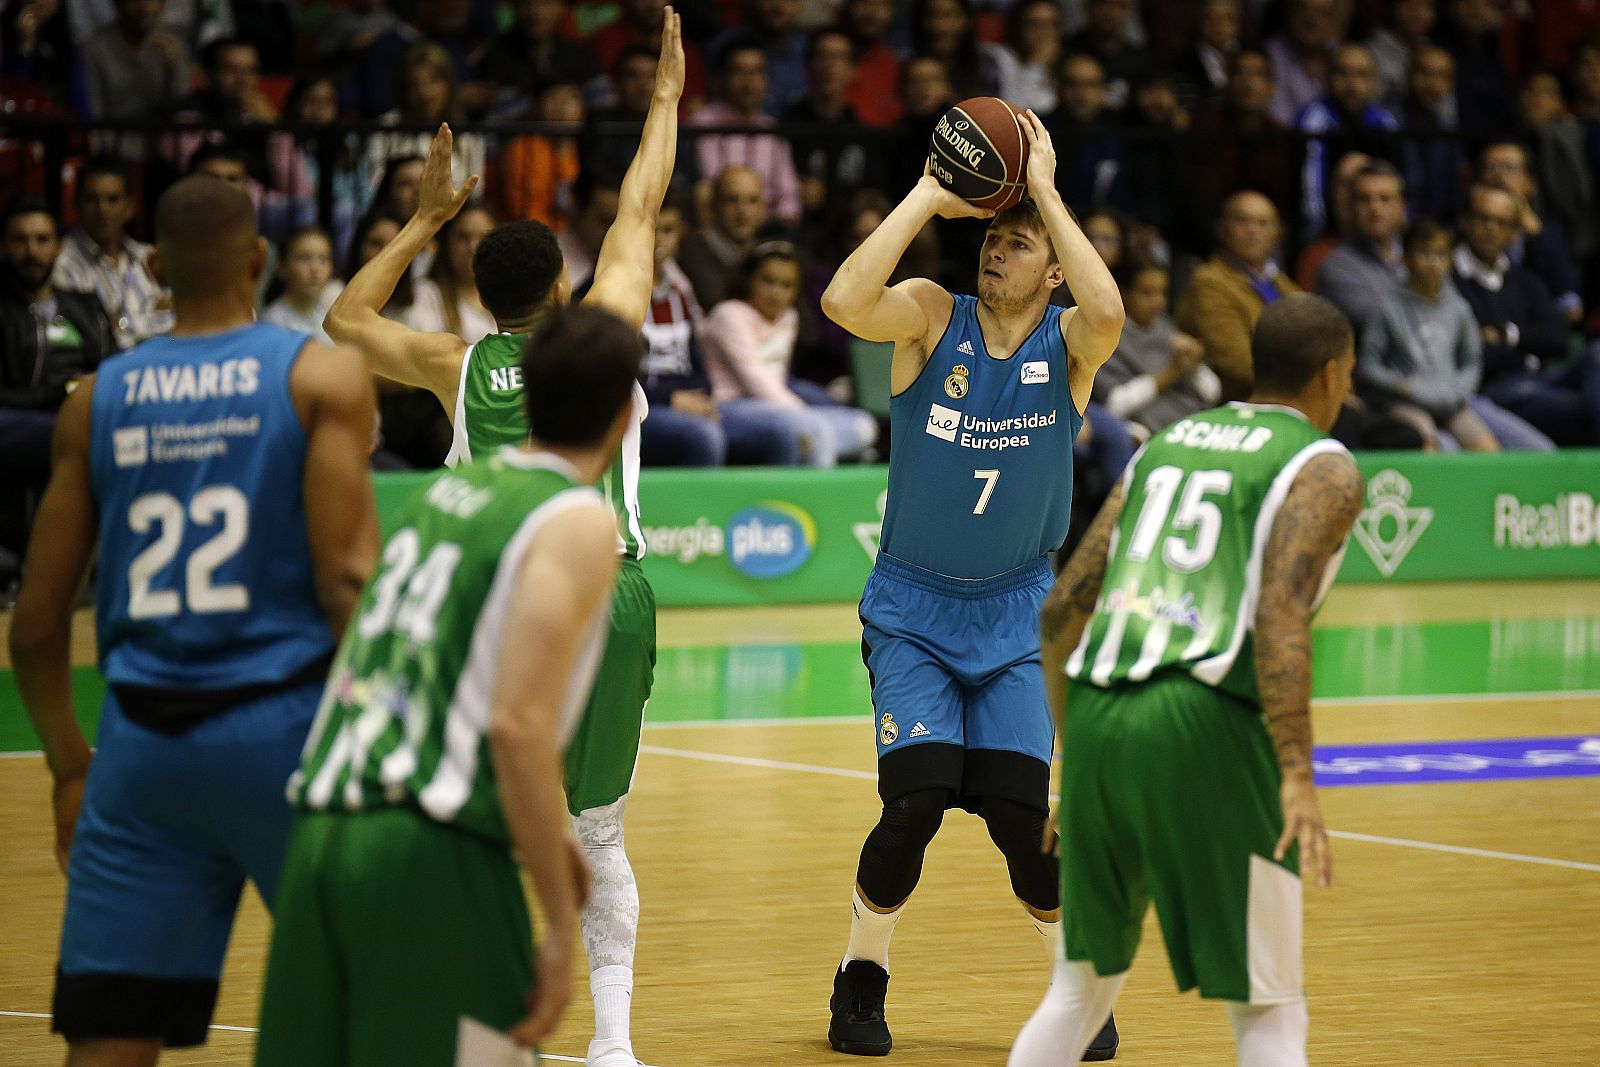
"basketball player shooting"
818,109,1125,1058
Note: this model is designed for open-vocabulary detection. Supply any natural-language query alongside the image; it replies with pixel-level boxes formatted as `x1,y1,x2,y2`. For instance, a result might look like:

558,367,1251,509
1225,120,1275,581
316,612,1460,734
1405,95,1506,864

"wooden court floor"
2,581,1598,1065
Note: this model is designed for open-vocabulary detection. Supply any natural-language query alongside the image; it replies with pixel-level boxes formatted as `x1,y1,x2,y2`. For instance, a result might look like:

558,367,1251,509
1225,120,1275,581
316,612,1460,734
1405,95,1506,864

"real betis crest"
1351,469,1433,577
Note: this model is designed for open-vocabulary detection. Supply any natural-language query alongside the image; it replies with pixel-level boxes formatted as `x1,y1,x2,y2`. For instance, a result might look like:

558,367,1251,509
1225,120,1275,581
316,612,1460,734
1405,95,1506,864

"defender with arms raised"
321,14,684,1066
819,109,1125,1058
1008,293,1364,1067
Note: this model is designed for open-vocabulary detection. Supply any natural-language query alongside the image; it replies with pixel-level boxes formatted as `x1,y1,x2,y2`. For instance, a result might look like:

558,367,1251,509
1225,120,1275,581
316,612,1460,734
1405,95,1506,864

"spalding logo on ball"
927,96,1031,212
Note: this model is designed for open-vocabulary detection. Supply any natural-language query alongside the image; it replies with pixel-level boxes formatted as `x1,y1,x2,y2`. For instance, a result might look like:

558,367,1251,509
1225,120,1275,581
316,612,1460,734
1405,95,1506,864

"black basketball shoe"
828,960,892,1056
1083,1012,1119,1061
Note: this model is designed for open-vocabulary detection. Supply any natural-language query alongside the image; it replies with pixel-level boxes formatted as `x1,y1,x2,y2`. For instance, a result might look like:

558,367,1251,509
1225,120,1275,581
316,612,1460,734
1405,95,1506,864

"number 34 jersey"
1067,403,1351,706
89,323,332,691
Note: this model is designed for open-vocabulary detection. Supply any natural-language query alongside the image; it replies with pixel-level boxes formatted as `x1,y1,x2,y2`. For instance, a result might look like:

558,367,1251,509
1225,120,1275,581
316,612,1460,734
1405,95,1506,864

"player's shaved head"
154,174,260,298
1251,293,1352,394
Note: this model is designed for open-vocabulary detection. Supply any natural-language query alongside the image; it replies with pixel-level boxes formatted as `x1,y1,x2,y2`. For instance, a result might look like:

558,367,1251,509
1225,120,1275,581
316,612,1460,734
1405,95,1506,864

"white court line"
0,1012,652,1065
639,745,1600,875
1312,688,1600,707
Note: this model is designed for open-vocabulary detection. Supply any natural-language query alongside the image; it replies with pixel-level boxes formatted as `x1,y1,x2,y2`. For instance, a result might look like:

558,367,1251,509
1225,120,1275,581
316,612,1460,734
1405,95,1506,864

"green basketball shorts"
564,557,656,816
255,808,535,1067
1059,673,1305,1004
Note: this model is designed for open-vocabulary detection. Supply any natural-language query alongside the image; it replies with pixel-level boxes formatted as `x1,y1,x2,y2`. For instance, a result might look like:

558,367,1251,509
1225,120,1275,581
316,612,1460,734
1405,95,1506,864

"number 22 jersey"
89,323,332,692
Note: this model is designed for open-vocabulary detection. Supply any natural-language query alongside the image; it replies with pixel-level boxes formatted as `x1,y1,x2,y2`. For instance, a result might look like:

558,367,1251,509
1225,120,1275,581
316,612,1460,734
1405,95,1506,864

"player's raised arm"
1256,450,1364,890
9,382,99,872
324,124,476,407
490,502,622,1047
584,8,685,328
1039,480,1125,739
821,168,987,349
291,342,381,636
1018,110,1125,410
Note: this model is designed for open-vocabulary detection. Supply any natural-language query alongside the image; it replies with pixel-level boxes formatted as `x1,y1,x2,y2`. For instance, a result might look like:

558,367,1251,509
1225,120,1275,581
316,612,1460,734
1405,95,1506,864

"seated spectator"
1177,190,1300,400
1065,0,1153,111
1359,220,1523,452
982,0,1061,115
492,81,583,229
416,204,497,344
912,0,997,103
1266,0,1348,126
2,0,74,103
262,226,343,345
1191,49,1299,252
890,55,956,194
1400,44,1465,221
584,45,661,180
51,155,172,350
592,0,708,113
265,71,366,253
165,37,277,177
1297,43,1400,238
839,0,902,128
679,164,767,310
688,35,804,224
1518,68,1595,264
1315,160,1407,332
1097,260,1222,437
1479,138,1584,325
1124,73,1191,242
317,0,400,76
347,2,481,119
640,199,800,466
1045,53,1130,217
702,241,878,467
81,0,189,122
784,28,880,221
1455,183,1598,446
188,142,277,305
0,198,115,571
364,43,488,210
711,0,810,116
473,0,600,119
1297,150,1371,289
1367,0,1438,107
559,169,621,295
1438,0,1513,133
1172,0,1241,113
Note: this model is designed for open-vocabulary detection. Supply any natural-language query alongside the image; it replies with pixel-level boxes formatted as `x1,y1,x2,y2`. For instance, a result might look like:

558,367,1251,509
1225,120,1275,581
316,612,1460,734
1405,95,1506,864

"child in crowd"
262,226,342,345
1096,260,1222,438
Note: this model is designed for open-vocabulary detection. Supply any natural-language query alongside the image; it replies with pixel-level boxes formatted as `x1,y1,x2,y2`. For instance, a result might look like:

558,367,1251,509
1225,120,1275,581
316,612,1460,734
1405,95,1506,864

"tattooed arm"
1040,481,1126,741
1256,449,1364,888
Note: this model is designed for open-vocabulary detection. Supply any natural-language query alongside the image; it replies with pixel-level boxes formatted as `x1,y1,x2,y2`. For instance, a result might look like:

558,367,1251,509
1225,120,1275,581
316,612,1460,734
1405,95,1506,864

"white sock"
1227,998,1309,1067
842,885,903,971
1007,959,1126,1067
1025,908,1065,964
573,799,638,1053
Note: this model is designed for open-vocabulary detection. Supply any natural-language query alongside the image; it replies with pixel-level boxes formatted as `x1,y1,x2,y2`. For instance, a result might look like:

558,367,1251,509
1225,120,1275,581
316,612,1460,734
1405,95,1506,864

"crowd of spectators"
7,0,1600,578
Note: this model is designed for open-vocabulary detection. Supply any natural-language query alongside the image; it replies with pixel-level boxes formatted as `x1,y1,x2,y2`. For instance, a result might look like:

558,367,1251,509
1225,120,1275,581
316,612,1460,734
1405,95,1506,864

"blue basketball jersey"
89,322,332,690
878,294,1084,579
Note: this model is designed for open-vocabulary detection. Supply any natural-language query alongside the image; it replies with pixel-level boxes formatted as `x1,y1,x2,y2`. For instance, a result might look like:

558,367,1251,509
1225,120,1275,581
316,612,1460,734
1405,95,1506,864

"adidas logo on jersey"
958,340,975,356
908,722,930,738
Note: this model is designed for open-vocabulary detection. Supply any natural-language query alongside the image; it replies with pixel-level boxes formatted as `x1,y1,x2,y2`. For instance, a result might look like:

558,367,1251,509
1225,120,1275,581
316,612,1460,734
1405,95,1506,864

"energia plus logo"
727,501,817,578
1350,469,1433,577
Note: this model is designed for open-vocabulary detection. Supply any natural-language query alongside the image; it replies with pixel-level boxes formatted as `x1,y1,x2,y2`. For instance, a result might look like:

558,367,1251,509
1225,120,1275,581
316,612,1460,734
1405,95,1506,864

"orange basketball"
927,96,1031,212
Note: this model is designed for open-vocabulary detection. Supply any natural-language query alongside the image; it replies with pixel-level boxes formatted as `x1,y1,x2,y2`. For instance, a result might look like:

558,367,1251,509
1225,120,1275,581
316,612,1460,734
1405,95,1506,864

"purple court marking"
1313,736,1600,787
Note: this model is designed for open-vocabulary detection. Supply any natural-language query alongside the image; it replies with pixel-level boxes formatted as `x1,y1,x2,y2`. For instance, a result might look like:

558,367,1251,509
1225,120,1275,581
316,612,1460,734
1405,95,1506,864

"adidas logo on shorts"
908,722,930,738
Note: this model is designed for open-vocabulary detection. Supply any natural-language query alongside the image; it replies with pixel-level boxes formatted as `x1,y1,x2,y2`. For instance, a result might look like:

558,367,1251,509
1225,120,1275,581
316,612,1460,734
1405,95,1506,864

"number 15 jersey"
1067,403,1350,706
89,323,332,691
877,294,1084,580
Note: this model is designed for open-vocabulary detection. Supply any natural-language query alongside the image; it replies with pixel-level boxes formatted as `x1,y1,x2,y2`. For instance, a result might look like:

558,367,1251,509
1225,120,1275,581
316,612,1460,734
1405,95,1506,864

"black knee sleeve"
855,787,951,909
982,797,1059,912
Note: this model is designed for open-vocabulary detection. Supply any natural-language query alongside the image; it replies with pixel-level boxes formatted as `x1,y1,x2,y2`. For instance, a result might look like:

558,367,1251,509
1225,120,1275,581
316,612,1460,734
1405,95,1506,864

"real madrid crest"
944,364,969,400
879,712,899,745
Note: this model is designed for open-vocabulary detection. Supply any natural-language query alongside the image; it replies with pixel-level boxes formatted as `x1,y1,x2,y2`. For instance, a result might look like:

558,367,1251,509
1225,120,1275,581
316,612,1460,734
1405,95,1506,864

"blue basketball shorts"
53,679,320,1047
859,552,1055,811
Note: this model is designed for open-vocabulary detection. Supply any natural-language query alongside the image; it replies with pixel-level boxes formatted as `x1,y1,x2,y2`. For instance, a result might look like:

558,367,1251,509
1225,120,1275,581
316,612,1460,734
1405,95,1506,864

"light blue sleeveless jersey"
89,322,333,689
877,294,1084,579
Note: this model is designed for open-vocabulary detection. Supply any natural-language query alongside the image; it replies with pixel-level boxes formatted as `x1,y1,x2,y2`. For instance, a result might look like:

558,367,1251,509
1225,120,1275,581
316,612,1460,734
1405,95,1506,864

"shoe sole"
1082,1044,1118,1062
828,1031,892,1056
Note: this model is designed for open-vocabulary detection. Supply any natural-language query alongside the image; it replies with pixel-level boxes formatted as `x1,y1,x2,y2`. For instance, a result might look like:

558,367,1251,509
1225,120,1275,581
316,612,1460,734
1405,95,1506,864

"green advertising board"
371,450,1600,607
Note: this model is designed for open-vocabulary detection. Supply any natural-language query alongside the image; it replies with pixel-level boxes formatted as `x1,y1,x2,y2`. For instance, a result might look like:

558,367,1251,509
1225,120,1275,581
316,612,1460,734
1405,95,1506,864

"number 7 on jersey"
972,468,1000,515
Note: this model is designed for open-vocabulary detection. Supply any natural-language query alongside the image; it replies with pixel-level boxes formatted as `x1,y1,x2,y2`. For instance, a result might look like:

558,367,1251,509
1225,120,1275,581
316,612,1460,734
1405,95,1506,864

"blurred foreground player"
255,306,641,1065
819,111,1123,1057
9,175,378,1064
1009,294,1364,1067
324,16,684,1063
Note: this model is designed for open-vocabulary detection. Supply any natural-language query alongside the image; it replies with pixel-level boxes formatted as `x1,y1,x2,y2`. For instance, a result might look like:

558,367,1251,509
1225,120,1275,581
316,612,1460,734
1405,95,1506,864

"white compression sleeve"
1227,998,1309,1067
1007,959,1126,1067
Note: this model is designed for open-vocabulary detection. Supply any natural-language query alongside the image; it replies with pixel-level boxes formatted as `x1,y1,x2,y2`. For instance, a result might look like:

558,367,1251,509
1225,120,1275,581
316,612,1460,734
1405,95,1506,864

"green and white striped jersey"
287,448,612,842
444,332,647,560
1067,403,1349,706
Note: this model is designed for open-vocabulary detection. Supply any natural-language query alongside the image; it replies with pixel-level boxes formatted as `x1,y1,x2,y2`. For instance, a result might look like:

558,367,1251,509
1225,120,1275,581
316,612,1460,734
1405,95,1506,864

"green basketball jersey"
445,332,647,560
1066,403,1350,705
288,448,612,843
